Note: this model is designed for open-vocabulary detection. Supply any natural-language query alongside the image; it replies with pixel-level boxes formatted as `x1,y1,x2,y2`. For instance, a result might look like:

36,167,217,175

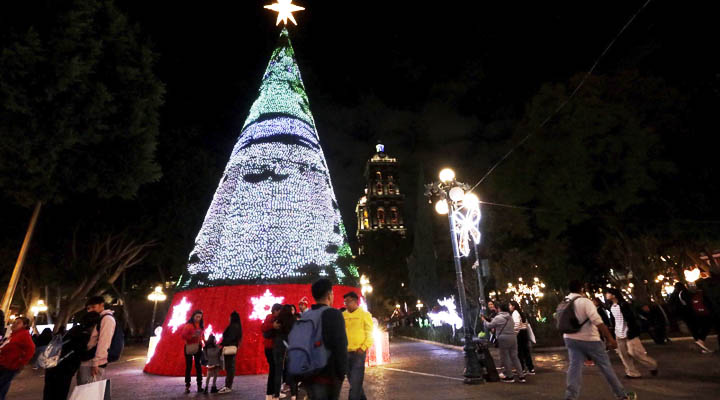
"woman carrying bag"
217,311,242,394
181,310,205,394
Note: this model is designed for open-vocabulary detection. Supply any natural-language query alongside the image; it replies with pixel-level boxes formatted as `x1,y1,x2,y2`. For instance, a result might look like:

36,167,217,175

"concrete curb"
397,334,717,353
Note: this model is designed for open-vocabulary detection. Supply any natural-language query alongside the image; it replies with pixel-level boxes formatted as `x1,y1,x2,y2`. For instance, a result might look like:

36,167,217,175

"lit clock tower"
356,143,406,254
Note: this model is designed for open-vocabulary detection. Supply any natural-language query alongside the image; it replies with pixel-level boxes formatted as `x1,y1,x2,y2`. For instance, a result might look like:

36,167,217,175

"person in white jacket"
510,300,535,374
77,296,116,385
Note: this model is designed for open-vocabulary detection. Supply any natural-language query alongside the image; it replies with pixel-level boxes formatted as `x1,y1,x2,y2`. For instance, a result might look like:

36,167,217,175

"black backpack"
84,314,125,363
556,296,589,334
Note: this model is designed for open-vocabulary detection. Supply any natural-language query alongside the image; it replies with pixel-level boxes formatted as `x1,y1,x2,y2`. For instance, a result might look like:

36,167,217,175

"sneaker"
218,387,232,394
501,377,515,383
498,372,507,379
526,369,536,375
517,377,526,383
197,385,203,393
624,375,642,379
620,392,638,400
279,394,288,399
184,387,190,394
211,386,219,393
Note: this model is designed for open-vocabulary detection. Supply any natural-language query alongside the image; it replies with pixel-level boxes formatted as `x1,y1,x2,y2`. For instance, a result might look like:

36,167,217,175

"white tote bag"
69,379,111,400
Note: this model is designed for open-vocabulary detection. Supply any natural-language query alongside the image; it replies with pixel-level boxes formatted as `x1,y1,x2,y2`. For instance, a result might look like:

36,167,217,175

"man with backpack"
558,281,635,400
77,296,117,385
287,279,348,400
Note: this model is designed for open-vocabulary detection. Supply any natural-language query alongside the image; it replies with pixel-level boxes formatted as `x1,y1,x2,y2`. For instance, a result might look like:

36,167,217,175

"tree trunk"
110,283,136,336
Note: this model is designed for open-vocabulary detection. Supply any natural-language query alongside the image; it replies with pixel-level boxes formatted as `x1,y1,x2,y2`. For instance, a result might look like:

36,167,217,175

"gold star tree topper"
264,0,305,26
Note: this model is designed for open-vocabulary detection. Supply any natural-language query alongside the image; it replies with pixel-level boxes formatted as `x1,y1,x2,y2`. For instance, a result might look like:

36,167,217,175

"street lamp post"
147,286,167,333
426,168,484,385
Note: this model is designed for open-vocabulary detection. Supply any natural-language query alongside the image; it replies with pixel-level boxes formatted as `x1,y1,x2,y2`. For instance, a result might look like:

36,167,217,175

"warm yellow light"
264,0,305,26
395,304,401,309
435,200,449,215
684,268,701,283
439,168,455,183
148,286,167,302
31,299,48,316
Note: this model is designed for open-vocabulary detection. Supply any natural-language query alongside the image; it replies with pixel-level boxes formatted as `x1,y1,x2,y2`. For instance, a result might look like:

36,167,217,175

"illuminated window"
390,207,399,224
377,208,385,226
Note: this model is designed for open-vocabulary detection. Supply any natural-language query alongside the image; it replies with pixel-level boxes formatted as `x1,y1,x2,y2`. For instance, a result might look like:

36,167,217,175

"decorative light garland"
427,296,463,330
168,297,192,333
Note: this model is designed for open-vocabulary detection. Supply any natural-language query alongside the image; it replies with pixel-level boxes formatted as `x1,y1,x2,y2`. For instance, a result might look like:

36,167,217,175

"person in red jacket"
181,310,205,394
0,316,35,400
261,304,282,400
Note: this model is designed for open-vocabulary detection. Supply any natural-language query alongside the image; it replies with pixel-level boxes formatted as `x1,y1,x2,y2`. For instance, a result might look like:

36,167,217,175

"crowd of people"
0,296,118,400
180,279,372,400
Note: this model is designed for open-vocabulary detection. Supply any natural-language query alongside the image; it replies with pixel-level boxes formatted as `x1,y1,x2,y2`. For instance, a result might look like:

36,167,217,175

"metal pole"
473,241,486,315
1,202,42,317
150,300,158,334
446,200,484,384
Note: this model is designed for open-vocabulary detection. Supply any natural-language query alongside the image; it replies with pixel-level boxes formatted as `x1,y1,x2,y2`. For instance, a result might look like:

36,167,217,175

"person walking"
262,303,283,400
0,316,35,400
43,312,100,400
510,300,535,375
203,335,222,394
77,296,116,385
485,303,525,383
217,311,242,394
342,291,373,400
606,289,658,379
304,278,348,400
670,282,711,352
182,310,205,393
637,303,670,345
562,280,635,400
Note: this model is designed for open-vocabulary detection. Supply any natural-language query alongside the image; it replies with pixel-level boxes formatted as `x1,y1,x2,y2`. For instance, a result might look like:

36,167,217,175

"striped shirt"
610,304,627,339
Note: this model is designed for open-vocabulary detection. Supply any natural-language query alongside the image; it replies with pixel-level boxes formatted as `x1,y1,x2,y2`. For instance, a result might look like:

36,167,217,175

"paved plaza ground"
8,336,719,399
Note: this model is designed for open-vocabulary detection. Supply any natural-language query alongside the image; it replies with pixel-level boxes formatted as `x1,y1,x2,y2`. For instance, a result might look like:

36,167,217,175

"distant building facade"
356,143,406,254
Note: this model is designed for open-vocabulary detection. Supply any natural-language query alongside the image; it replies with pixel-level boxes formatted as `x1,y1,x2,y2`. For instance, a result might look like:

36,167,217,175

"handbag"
69,378,111,400
185,343,200,355
222,345,237,356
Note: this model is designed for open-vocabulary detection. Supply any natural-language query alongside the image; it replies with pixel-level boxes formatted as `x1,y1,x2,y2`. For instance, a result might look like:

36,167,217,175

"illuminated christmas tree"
180,28,357,287
145,25,361,377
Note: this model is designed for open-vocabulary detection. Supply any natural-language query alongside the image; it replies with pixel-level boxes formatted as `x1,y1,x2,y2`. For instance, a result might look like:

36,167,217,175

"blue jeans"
347,351,367,400
0,369,18,400
564,338,626,400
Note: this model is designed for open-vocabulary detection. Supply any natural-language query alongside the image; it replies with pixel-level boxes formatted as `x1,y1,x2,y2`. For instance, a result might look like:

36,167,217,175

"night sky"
113,0,716,243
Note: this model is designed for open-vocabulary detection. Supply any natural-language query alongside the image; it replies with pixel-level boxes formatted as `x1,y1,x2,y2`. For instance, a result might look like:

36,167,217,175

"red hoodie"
0,329,35,371
260,314,275,349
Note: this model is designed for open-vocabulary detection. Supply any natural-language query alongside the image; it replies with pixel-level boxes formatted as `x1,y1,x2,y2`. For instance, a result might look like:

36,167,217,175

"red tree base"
143,284,360,376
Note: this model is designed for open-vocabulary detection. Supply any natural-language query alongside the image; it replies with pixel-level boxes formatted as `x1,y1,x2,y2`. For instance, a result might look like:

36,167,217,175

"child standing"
203,335,223,394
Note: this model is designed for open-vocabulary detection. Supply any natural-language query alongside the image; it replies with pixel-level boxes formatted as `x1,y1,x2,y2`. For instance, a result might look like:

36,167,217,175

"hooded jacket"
0,328,35,371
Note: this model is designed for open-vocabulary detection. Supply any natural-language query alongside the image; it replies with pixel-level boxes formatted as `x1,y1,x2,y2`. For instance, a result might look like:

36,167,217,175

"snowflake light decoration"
168,297,192,333
453,205,481,257
204,324,223,342
249,289,285,320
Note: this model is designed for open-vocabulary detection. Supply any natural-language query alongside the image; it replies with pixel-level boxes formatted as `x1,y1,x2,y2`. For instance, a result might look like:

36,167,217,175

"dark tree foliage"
407,169,441,304
0,0,164,206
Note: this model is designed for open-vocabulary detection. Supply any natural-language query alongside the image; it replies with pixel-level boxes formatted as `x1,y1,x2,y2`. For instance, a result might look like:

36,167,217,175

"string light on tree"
264,0,305,26
181,28,358,287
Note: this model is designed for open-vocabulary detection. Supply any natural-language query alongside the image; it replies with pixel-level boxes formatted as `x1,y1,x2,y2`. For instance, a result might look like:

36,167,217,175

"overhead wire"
469,0,654,192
